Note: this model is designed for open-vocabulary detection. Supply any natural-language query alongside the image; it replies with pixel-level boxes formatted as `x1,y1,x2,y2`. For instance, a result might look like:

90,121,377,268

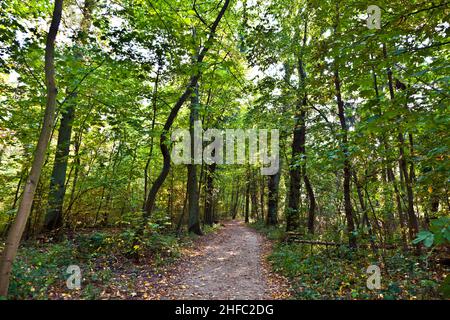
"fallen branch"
284,235,403,250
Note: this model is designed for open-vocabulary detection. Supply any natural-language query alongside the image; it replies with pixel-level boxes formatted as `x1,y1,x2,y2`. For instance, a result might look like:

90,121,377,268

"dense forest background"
0,0,449,299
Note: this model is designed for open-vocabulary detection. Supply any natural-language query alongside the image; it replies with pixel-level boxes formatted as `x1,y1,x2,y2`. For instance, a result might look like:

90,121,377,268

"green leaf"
423,234,434,248
412,230,434,247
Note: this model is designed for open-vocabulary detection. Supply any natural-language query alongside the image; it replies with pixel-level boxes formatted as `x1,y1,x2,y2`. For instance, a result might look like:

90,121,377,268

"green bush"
413,217,450,248
265,239,445,299
249,221,285,241
9,241,77,299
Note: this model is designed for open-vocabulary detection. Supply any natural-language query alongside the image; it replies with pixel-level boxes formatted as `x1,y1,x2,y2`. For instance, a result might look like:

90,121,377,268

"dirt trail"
161,220,287,300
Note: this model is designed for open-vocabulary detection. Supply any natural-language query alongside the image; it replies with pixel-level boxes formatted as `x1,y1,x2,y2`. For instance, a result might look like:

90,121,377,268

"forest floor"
251,222,449,299
7,219,447,299
32,220,290,299
154,220,291,299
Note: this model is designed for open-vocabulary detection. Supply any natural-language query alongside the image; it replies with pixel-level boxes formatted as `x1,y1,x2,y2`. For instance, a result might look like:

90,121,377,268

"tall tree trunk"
333,66,356,248
229,183,235,217
187,78,202,235
231,184,240,219
44,102,74,231
44,0,95,232
260,175,265,221
333,3,356,248
0,0,63,297
304,172,316,234
176,183,189,236
286,98,302,231
286,19,316,233
267,163,281,225
296,30,316,234
204,163,216,226
143,0,230,220
408,134,416,183
250,170,258,220
245,179,250,223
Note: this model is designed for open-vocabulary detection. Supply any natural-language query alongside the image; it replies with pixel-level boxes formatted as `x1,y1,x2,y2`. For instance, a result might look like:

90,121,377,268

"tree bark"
250,170,258,220
287,19,316,233
245,179,250,223
187,79,202,235
231,184,240,219
267,163,280,225
259,175,265,220
176,183,189,235
304,172,316,234
204,163,216,226
286,100,302,231
44,102,74,232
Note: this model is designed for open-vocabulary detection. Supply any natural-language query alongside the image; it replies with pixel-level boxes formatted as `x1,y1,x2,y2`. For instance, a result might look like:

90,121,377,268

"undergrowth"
3,215,222,299
250,220,449,300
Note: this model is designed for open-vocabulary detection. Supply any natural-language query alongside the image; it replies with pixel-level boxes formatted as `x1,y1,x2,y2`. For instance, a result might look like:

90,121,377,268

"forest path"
159,220,288,300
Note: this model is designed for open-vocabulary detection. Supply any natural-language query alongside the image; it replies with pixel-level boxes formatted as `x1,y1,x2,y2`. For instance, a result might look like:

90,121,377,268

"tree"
332,2,356,248
0,0,63,296
187,75,202,235
143,0,231,220
267,165,280,225
204,162,217,226
44,0,97,233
